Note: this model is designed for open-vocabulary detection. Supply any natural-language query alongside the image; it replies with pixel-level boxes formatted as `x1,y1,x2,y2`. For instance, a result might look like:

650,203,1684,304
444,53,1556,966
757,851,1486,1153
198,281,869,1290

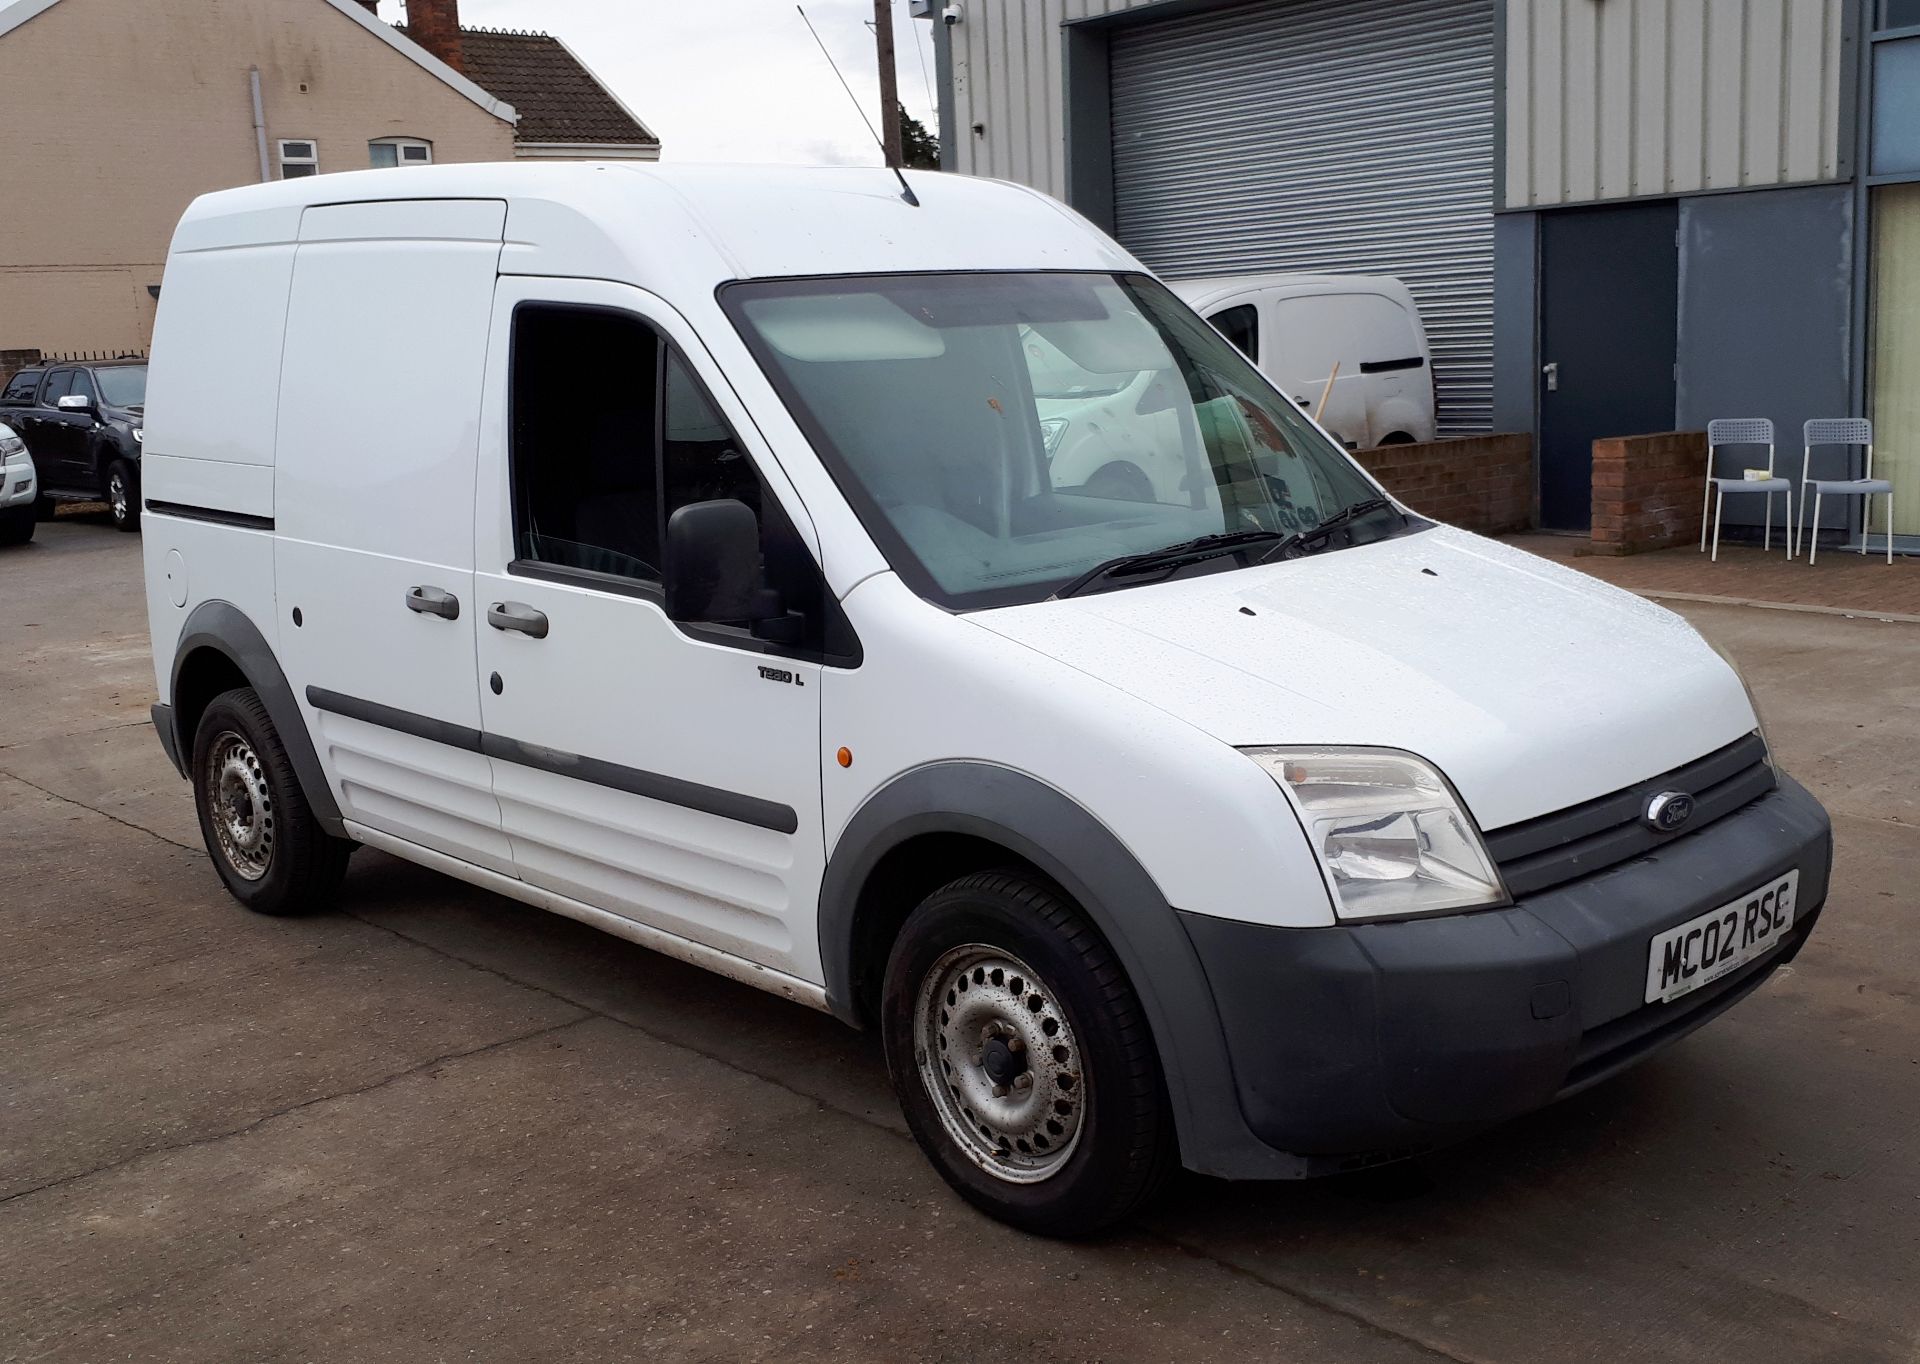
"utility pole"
874,0,904,168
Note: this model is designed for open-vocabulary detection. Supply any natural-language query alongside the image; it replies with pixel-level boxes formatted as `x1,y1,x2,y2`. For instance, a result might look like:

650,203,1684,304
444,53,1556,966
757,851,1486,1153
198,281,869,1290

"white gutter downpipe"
250,67,270,183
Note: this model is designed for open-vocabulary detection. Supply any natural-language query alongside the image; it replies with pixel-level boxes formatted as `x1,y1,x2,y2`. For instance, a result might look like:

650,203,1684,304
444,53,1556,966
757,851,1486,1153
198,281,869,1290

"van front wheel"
881,871,1175,1236
191,687,350,916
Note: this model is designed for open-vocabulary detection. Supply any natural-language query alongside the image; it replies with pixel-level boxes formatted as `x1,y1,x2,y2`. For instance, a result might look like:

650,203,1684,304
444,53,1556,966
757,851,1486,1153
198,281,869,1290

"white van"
1170,273,1437,449
142,165,1830,1236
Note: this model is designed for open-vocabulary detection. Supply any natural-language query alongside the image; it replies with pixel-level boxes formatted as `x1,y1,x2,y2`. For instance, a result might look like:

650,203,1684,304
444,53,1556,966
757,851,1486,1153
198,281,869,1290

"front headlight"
132,427,144,444
1038,417,1068,456
0,435,23,457
1245,747,1507,922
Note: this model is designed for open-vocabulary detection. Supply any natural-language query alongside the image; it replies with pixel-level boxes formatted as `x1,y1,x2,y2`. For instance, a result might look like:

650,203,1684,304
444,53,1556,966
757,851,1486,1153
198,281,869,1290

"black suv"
0,360,147,531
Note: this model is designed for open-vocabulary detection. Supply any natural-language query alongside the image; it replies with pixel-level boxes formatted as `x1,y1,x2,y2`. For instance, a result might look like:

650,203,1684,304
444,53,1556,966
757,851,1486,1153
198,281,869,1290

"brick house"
0,0,656,361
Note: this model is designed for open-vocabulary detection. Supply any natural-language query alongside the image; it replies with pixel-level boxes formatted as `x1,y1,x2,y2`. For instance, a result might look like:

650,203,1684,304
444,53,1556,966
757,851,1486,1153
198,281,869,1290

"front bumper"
1,456,36,509
1180,773,1832,1170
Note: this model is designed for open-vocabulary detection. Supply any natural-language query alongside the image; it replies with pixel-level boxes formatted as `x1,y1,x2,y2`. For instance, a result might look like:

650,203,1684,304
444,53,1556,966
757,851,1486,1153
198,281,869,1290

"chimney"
404,0,463,73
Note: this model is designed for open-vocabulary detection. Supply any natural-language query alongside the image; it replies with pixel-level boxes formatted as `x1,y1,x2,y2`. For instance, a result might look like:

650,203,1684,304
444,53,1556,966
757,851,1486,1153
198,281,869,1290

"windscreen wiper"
1256,497,1397,564
1051,529,1289,600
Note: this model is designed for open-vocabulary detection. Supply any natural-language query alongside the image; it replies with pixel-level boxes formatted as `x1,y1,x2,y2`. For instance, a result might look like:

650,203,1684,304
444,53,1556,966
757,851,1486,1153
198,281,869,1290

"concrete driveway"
3,517,1916,1364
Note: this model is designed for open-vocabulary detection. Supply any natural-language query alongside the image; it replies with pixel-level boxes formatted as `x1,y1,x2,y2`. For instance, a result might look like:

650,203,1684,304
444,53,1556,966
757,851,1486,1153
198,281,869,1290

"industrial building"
924,0,1913,546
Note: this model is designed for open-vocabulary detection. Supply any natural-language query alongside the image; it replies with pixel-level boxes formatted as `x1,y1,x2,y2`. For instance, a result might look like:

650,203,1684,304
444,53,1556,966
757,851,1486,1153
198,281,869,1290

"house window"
370,138,433,169
278,140,319,178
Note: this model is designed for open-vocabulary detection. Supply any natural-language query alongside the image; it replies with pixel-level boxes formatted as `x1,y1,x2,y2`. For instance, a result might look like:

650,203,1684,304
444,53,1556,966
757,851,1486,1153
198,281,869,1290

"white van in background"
143,164,1829,1237
1170,274,1437,449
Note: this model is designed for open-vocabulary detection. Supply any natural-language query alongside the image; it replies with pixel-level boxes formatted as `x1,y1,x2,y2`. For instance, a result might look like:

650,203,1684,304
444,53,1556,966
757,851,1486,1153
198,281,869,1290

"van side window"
509,304,850,662
38,370,74,405
0,370,40,405
68,370,96,403
1209,305,1259,361
510,304,664,583
658,349,842,660
662,351,759,518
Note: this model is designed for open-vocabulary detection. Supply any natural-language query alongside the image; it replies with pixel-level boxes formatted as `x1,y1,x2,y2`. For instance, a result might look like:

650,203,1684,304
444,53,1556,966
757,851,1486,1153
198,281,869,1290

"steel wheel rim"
108,471,128,522
915,944,1086,1184
204,731,274,881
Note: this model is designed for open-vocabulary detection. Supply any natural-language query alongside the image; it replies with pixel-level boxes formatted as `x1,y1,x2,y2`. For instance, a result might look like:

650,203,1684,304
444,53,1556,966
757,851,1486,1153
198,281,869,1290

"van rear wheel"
191,687,350,916
881,870,1175,1236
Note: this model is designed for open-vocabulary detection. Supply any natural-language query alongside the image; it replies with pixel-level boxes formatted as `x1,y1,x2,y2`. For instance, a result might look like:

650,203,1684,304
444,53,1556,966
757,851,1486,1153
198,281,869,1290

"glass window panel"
1870,183,1920,536
1871,39,1920,175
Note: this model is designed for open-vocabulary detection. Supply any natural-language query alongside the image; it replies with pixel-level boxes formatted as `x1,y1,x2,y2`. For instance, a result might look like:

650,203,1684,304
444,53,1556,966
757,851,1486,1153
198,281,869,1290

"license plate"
1644,869,1798,1005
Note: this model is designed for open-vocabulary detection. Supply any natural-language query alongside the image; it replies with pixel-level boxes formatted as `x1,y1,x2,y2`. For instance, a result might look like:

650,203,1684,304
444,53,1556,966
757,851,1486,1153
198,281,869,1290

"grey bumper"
1177,773,1833,1174
151,703,185,778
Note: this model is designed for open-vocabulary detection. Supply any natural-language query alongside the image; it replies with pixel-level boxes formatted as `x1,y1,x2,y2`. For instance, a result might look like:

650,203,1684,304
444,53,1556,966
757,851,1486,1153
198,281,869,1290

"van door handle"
406,585,461,620
488,601,549,639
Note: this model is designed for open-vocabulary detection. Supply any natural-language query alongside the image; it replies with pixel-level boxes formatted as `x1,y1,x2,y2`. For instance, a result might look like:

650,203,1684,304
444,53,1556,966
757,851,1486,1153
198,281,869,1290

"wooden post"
1314,361,1341,423
874,0,904,168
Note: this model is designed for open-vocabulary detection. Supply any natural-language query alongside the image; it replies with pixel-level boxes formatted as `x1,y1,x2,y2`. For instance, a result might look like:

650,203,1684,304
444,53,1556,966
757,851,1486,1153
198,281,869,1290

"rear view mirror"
1134,377,1178,417
663,499,804,644
665,499,760,624
57,394,93,413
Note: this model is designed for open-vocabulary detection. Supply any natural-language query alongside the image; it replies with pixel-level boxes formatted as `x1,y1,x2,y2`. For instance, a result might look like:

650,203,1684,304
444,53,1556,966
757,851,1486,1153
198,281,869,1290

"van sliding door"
270,198,512,872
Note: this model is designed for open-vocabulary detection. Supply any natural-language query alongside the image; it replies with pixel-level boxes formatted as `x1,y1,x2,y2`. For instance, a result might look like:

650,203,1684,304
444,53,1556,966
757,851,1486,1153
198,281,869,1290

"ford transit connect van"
142,165,1831,1236
1171,273,1437,449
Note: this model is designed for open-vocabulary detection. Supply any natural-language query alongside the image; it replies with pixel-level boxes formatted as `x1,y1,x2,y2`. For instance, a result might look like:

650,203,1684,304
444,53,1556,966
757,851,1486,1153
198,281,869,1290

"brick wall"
1350,433,1533,535
1590,431,1707,555
0,349,40,388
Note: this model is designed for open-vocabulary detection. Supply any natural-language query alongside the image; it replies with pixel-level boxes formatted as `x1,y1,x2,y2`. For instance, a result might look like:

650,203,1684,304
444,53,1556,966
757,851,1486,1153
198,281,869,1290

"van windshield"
723,272,1420,610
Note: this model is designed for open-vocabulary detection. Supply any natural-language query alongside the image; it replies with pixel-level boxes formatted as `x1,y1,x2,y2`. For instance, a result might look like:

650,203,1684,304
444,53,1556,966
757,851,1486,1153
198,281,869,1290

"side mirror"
57,394,93,413
663,498,805,644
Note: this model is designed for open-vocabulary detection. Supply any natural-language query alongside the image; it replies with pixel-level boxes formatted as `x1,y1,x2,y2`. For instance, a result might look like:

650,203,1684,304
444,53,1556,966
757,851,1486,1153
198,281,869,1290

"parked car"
0,419,37,545
0,360,146,530
143,165,1830,1237
1169,273,1437,449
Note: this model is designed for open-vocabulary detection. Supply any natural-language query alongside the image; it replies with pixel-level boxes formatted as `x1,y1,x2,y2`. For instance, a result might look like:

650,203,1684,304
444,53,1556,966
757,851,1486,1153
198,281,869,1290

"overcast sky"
375,0,942,166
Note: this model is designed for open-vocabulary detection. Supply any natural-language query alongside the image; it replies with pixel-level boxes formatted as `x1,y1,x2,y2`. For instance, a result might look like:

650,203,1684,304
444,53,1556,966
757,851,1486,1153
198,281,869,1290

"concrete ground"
3,514,1917,1364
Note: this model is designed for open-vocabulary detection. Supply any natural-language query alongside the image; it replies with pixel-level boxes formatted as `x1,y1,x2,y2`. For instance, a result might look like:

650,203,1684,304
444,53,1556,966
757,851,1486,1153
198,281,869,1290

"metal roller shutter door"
1110,0,1496,435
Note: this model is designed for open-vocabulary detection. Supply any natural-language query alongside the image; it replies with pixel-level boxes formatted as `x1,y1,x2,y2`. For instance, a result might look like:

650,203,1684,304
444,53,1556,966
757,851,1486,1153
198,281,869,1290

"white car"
140,164,1830,1237
0,419,37,545
1171,273,1438,448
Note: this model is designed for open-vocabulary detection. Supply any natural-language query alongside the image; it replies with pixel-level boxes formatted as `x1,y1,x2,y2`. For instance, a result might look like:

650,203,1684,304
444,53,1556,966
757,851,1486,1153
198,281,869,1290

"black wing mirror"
663,499,804,645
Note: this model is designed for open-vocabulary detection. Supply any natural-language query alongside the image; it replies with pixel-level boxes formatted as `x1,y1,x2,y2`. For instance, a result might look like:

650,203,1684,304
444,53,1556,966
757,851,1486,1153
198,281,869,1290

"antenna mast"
797,4,920,207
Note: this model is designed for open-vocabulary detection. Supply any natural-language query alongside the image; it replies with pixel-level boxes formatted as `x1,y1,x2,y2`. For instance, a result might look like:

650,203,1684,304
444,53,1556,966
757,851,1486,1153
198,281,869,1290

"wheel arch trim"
818,760,1271,1176
167,600,345,837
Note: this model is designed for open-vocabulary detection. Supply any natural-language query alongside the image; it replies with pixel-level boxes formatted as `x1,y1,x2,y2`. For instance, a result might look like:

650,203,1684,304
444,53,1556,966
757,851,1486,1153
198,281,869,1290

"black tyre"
105,459,139,531
191,687,350,916
33,492,55,521
881,871,1176,1236
0,504,33,546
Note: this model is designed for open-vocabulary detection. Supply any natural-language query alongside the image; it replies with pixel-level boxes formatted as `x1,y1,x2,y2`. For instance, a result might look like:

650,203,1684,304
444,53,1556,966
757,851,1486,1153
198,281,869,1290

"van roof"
1165,272,1415,311
167,162,1141,292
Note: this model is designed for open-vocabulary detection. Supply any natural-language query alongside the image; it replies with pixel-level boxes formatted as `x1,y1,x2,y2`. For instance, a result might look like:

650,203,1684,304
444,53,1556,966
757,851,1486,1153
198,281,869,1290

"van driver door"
471,276,838,989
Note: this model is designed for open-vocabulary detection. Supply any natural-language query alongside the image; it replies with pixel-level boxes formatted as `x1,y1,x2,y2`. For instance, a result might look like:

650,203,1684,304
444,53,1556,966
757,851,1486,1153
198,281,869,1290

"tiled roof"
408,26,658,147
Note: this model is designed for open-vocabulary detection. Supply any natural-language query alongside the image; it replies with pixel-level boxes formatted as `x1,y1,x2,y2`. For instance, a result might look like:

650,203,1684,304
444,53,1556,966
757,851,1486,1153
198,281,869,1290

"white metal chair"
1799,418,1894,566
1702,418,1796,561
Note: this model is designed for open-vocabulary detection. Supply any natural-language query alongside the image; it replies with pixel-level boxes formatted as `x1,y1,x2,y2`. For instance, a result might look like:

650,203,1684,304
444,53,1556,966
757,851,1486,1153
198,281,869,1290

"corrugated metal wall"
1505,0,1847,208
1109,0,1496,433
949,0,1152,195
